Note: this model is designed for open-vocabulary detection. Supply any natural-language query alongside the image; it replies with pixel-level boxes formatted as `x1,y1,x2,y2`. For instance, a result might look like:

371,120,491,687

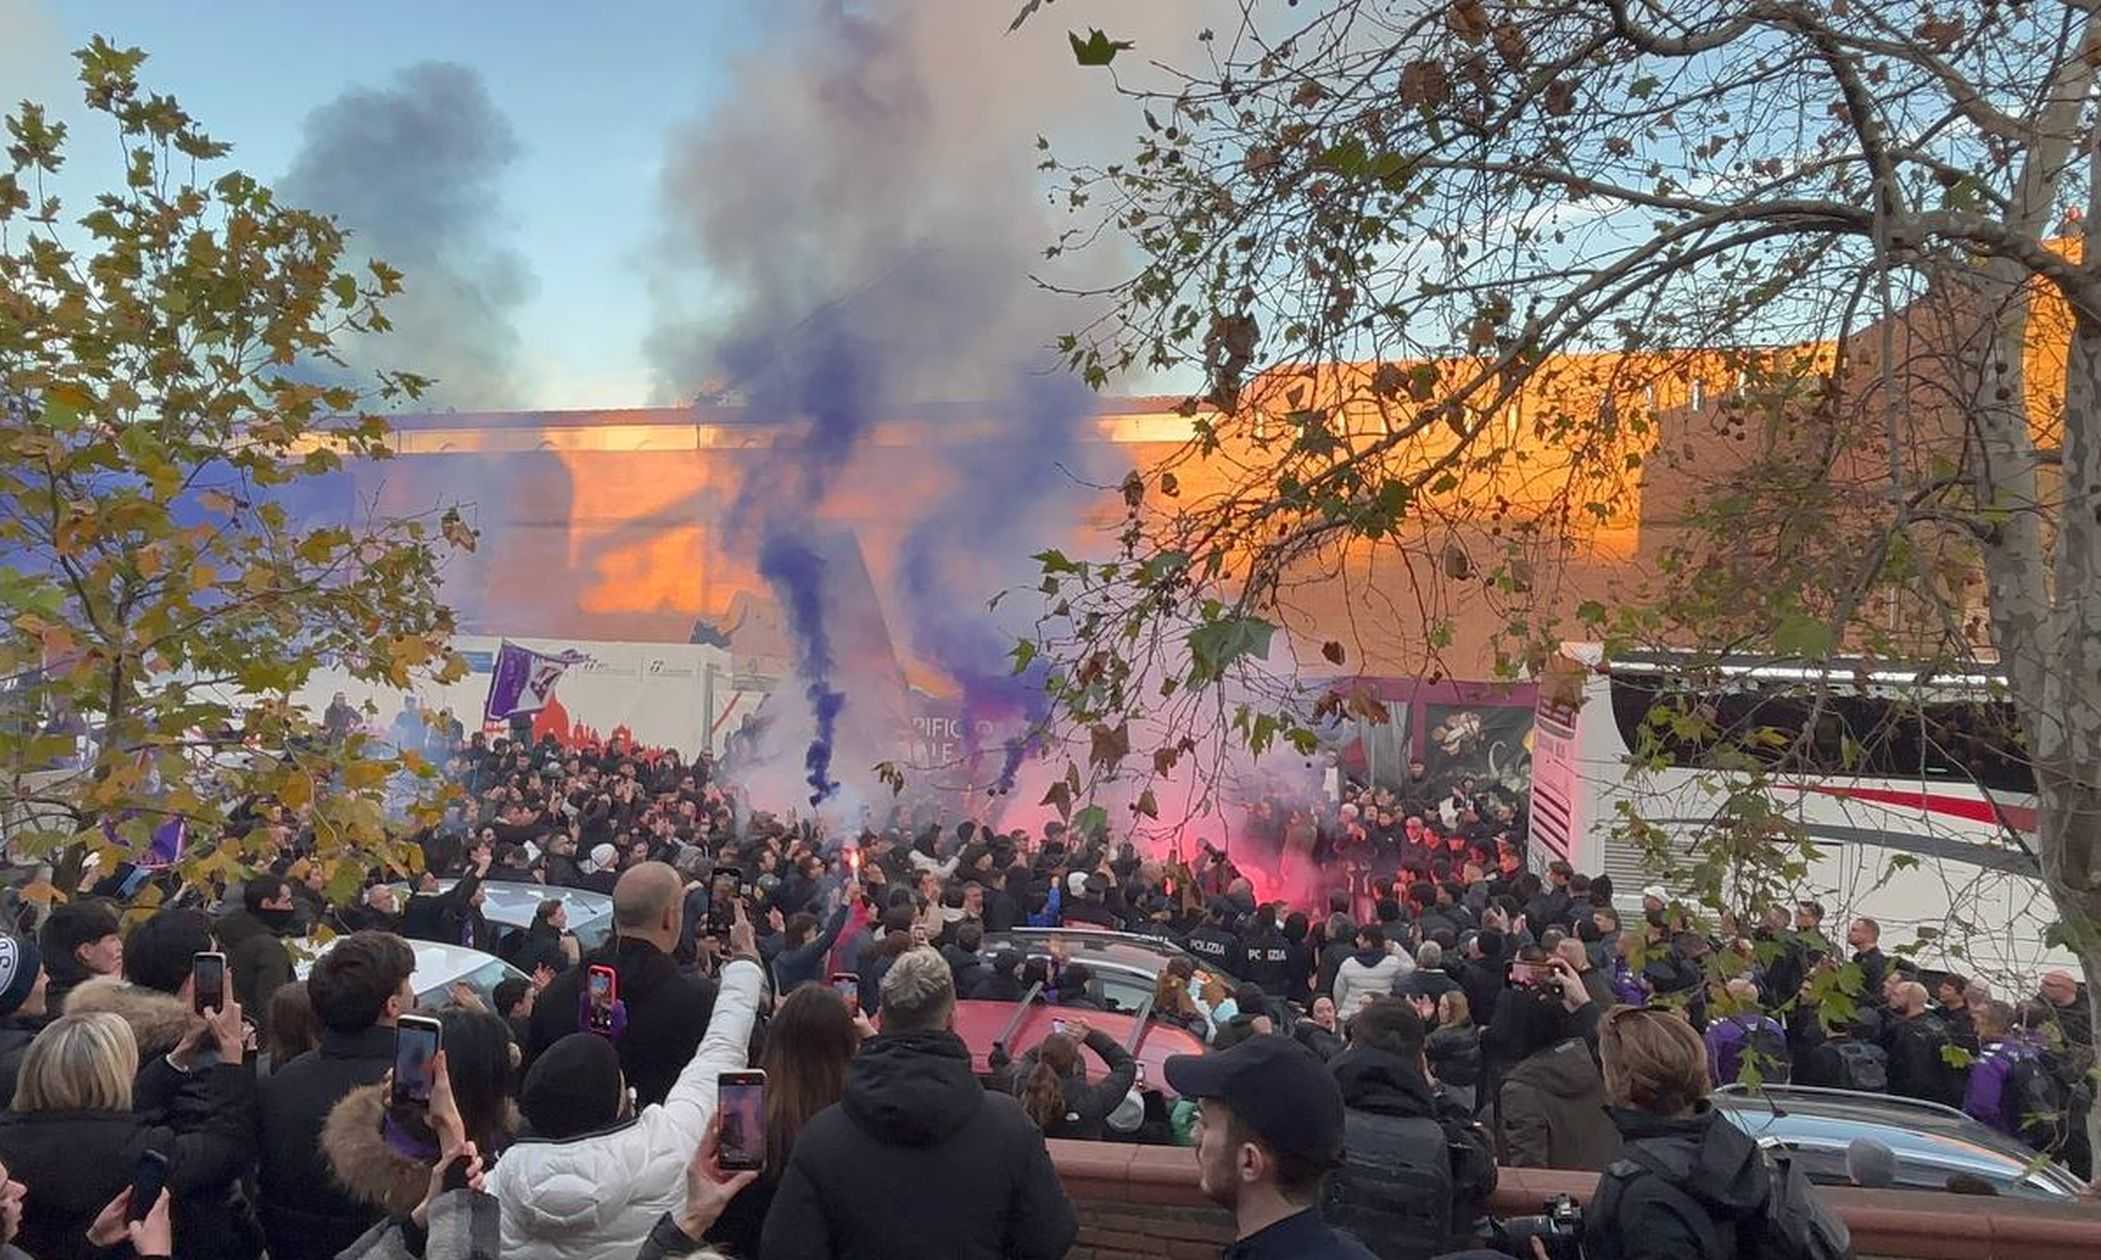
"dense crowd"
0,719,2088,1260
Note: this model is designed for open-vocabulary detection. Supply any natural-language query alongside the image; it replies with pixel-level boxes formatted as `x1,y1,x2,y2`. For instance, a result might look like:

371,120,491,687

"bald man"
2038,970,2092,1062
525,860,721,1106
1883,980,1964,1107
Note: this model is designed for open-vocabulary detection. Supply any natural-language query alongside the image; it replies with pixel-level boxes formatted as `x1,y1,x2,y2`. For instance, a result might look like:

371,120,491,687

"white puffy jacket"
487,958,763,1260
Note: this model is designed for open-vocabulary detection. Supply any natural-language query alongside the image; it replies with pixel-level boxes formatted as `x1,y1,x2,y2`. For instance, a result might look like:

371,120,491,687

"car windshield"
571,909,614,950
421,956,519,1010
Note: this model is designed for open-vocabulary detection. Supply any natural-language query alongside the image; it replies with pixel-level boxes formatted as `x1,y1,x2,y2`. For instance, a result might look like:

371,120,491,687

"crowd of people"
0,722,2089,1260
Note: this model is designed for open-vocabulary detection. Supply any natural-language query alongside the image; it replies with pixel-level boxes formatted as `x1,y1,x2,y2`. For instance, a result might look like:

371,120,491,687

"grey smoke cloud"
279,62,536,411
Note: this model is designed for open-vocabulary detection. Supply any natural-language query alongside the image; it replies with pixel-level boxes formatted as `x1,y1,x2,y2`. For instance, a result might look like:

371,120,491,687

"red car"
949,999,1207,1098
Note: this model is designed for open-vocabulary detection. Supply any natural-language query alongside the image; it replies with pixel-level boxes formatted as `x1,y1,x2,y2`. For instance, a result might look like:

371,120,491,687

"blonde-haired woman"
0,1002,256,1260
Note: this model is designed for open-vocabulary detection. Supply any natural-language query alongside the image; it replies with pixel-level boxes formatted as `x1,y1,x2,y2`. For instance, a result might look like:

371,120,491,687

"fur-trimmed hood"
322,1084,433,1217
322,1083,522,1217
61,976,198,1060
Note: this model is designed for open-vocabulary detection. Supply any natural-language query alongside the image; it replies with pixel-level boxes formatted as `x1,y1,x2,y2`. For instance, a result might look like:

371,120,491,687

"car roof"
981,928,1202,976
291,936,525,995
433,879,613,929
1713,1085,2086,1196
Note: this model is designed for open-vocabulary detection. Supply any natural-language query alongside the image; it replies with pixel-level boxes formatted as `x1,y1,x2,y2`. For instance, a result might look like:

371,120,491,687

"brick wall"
1046,1141,2101,1260
1069,1201,1235,1260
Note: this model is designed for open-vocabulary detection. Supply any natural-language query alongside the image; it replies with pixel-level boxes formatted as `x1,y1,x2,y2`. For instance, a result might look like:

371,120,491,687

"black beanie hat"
521,1033,625,1140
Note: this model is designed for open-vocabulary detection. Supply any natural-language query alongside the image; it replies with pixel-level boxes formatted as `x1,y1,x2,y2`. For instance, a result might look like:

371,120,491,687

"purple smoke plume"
758,533,845,805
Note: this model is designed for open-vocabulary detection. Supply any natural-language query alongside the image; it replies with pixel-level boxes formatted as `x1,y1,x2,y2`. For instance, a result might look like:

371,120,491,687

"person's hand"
1544,955,1589,1013
0,1159,22,1248
851,1010,878,1041
423,1050,470,1160
89,1187,172,1256
1529,1238,1552,1260
447,981,486,1013
1409,993,1437,1023
729,897,758,958
1062,1018,1093,1044
205,993,246,1063
678,1111,759,1237
412,1147,483,1230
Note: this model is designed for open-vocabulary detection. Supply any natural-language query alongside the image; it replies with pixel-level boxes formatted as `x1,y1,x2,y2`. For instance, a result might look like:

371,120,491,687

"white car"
293,937,529,1011
431,879,615,952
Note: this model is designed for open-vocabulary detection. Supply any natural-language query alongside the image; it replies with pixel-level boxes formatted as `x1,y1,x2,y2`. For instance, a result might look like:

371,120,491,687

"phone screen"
1051,1018,1069,1038
716,1072,766,1172
830,973,858,1005
392,1017,441,1110
192,952,226,1016
586,965,618,1032
128,1150,169,1222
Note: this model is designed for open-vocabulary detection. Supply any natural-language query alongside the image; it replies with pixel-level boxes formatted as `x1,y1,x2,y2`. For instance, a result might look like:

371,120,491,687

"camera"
1487,1194,1583,1260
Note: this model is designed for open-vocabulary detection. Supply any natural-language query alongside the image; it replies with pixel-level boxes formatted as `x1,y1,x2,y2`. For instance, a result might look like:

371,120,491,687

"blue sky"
3,1,1232,411
5,1,768,409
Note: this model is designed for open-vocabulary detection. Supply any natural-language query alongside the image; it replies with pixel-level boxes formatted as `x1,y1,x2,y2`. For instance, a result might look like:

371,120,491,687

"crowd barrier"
1046,1140,2101,1260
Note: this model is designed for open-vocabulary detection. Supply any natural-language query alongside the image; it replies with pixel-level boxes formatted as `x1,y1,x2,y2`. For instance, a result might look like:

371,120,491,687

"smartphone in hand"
127,1150,170,1223
191,951,226,1016
586,965,619,1034
829,972,859,1012
391,1015,443,1112
716,1070,767,1172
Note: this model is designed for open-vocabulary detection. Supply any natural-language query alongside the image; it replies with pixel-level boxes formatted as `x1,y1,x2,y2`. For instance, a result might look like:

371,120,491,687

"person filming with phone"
0,996,254,1260
525,862,721,1108
488,896,767,1260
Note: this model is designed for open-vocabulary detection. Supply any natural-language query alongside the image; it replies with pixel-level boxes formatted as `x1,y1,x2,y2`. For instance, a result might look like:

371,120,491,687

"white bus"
1529,644,2075,989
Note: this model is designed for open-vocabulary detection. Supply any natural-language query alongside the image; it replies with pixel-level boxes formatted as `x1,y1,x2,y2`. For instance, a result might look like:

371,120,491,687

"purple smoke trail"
758,532,845,805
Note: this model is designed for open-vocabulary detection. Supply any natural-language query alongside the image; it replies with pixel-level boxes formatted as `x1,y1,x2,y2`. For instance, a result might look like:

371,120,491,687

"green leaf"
1033,548,1083,575
1773,613,1832,658
1069,28,1133,66
1187,614,1277,683
1072,804,1109,837
1009,638,1037,675
1628,75,1659,99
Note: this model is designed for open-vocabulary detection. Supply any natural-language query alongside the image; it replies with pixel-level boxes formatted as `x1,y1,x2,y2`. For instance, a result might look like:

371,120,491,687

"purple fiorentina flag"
483,641,590,723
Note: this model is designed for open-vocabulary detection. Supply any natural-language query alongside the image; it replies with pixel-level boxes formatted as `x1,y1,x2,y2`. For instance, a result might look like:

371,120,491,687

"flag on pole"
484,641,590,723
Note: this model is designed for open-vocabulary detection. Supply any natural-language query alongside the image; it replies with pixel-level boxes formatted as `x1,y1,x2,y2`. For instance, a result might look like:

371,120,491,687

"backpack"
2007,1053,2068,1147
1828,1040,1887,1092
1613,1144,1853,1260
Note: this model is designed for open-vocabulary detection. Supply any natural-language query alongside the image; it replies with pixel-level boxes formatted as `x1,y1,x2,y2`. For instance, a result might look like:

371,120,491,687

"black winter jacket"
256,1024,395,1260
213,907,295,1036
1584,1107,1771,1260
0,1056,256,1260
526,936,718,1108
988,1028,1138,1142
759,1030,1077,1260
1426,1022,1483,1089
1324,1046,1496,1260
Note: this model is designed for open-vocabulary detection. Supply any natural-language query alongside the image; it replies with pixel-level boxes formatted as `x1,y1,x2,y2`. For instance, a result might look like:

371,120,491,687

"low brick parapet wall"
1049,1141,2101,1260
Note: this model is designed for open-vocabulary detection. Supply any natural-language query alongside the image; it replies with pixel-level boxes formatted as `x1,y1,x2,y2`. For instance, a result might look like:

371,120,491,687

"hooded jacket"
1584,1107,1771,1260
320,1083,523,1220
486,958,763,1260
1324,1045,1496,1260
759,1029,1077,1260
1333,947,1412,1017
62,975,200,1063
1497,1038,1620,1171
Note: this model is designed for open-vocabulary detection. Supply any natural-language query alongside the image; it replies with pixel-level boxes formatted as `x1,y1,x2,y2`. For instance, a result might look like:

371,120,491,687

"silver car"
430,878,615,952
293,937,530,1011
1713,1084,2087,1199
